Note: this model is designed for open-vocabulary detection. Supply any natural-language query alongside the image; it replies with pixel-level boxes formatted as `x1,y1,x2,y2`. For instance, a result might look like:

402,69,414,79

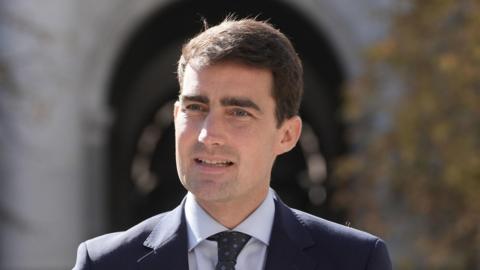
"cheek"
175,119,193,158
175,117,199,141
175,114,189,131
238,130,278,165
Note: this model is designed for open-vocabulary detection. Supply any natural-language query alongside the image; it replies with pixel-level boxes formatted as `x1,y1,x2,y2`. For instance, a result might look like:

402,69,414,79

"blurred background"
0,0,478,269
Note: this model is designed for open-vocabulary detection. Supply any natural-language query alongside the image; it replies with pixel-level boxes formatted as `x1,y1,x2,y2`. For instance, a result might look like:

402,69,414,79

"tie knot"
208,231,251,243
208,231,251,269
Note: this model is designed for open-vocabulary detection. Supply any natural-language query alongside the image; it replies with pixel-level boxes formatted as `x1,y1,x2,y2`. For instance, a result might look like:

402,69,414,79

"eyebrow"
221,97,261,112
180,95,209,104
180,95,261,112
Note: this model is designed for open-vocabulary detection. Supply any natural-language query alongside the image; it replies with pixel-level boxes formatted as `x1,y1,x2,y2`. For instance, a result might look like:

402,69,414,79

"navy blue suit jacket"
73,196,392,269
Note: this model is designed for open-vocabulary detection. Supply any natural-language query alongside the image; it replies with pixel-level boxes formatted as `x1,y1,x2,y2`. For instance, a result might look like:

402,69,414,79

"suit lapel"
137,201,189,270
264,197,317,270
135,195,318,270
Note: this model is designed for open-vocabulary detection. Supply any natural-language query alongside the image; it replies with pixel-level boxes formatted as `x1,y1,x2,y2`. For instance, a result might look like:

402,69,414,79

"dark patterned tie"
208,231,252,270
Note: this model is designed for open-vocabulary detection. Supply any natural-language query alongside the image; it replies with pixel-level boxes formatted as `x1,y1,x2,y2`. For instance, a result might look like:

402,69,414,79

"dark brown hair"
177,17,303,126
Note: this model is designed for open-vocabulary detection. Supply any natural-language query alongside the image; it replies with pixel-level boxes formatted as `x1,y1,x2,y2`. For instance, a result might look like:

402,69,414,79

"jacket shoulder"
77,212,167,268
292,209,378,242
291,209,392,269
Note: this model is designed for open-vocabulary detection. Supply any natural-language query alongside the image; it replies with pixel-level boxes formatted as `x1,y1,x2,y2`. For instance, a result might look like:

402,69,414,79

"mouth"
194,158,234,167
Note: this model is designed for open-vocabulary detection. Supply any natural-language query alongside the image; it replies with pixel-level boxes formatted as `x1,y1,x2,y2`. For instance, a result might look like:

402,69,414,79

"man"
74,18,392,270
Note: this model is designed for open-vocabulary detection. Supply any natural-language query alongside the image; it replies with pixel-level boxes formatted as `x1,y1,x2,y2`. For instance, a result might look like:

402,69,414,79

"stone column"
0,1,91,269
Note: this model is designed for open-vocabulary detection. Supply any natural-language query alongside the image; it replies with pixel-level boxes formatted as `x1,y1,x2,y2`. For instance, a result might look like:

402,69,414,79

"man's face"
174,61,299,207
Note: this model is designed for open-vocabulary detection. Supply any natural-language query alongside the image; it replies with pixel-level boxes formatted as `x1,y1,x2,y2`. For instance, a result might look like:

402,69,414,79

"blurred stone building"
0,0,393,269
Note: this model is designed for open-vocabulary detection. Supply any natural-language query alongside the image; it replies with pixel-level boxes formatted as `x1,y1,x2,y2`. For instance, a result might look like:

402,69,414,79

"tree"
335,0,480,268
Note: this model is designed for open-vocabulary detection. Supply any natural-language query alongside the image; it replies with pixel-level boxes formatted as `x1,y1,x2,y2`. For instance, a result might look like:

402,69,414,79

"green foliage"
335,0,480,268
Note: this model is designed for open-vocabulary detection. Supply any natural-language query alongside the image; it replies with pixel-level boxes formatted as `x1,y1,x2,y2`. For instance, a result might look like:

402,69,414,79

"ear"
173,101,180,119
275,116,302,155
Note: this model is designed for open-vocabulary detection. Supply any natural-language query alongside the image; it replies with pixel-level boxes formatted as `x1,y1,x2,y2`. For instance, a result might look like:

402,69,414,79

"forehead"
181,62,274,100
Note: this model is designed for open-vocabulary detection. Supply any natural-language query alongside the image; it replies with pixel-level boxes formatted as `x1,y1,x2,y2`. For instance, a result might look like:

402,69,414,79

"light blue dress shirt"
185,189,275,270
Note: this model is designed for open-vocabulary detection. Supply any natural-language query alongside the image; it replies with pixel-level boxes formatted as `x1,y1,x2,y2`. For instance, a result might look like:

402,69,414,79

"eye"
184,103,206,112
230,108,252,118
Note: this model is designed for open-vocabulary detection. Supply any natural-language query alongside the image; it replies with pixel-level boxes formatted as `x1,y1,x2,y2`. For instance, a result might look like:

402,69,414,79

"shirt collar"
184,189,275,251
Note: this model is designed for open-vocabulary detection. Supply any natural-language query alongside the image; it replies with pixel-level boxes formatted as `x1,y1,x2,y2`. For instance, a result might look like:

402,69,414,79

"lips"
194,158,234,167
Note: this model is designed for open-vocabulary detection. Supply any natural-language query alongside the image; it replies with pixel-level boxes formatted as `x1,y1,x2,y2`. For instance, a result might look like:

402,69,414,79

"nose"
197,112,226,146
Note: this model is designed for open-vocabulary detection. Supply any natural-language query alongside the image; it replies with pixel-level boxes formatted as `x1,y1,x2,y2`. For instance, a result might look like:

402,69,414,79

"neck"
195,188,269,229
